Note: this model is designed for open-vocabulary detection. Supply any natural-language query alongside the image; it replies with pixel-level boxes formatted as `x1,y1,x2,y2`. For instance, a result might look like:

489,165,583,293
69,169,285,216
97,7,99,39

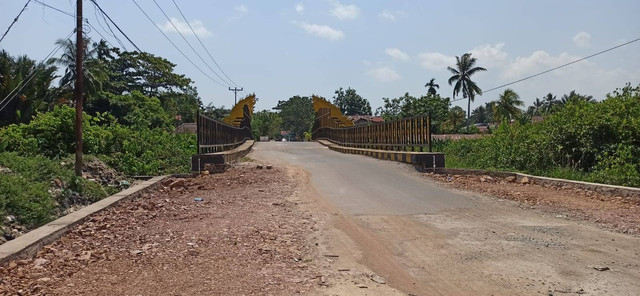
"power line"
130,0,227,87
464,36,640,100
170,0,241,87
0,30,75,112
92,2,126,50
151,0,232,87
32,0,73,17
30,1,116,49
0,0,32,44
90,0,141,52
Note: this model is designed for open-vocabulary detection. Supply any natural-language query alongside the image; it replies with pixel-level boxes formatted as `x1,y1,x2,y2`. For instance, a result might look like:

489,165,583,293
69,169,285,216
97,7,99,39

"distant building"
175,123,196,134
531,116,544,123
347,115,384,126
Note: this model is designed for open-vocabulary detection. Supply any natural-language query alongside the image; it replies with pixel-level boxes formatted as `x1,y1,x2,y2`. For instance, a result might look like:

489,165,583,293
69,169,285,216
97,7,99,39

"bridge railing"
197,112,251,154
313,114,432,151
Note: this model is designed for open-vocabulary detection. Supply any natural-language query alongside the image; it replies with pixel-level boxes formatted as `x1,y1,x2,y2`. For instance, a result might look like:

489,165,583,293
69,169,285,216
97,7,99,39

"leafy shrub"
0,106,196,176
441,84,640,187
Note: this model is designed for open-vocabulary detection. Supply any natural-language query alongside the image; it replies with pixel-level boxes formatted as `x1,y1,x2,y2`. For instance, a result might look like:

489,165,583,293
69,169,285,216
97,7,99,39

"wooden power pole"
229,87,243,105
74,0,84,176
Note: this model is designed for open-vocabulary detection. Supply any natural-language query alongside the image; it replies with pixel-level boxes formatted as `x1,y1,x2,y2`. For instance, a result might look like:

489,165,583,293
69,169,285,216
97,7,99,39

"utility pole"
229,87,243,105
74,0,84,176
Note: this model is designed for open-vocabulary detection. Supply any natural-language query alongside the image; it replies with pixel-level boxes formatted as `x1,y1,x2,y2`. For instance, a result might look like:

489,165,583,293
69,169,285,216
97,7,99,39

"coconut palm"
492,89,524,123
560,90,594,105
424,78,439,95
447,53,486,129
52,38,107,102
527,98,544,116
541,93,557,114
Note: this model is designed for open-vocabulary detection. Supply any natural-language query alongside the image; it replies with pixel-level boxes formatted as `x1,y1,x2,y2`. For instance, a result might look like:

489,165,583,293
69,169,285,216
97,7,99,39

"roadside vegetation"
0,40,199,233
439,84,640,187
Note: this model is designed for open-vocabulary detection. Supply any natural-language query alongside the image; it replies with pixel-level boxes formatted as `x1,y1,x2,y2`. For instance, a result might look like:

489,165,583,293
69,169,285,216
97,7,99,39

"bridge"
1,95,639,295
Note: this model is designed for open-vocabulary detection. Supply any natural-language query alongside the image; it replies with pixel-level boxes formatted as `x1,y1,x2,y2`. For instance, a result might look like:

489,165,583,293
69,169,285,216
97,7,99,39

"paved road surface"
251,142,640,295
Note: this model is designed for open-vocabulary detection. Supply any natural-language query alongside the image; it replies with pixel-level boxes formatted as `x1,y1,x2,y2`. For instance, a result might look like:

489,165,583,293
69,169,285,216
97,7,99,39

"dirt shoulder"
0,163,320,295
423,172,640,235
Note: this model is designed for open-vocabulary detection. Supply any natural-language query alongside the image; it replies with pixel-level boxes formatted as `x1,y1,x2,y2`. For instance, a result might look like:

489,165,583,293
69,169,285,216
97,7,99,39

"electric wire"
130,0,227,87
30,1,116,50
92,2,126,50
0,30,75,112
451,36,640,102
151,0,232,87
0,0,32,44
170,0,241,87
90,0,142,52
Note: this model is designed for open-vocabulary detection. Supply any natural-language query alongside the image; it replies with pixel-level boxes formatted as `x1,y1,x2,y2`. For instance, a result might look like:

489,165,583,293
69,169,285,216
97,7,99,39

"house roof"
347,115,384,123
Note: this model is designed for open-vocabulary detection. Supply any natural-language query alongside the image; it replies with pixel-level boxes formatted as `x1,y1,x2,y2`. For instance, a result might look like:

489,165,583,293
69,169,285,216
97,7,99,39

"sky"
1,0,639,113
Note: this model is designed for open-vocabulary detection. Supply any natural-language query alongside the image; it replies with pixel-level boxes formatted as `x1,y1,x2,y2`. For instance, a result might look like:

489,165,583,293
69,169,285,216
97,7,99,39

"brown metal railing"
197,112,251,154
313,114,432,151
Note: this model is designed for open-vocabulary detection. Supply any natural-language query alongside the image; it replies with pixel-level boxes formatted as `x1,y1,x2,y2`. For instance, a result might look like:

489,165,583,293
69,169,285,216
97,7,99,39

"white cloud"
293,21,345,41
469,43,508,67
503,50,580,79
379,10,396,20
234,5,248,14
378,10,405,21
331,1,360,20
417,52,456,70
573,32,591,48
368,67,401,82
385,48,409,61
159,17,212,37
295,3,304,13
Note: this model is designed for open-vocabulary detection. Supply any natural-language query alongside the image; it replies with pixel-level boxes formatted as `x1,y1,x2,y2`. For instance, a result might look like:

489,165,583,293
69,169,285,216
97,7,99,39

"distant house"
175,123,197,134
531,116,544,123
347,115,384,126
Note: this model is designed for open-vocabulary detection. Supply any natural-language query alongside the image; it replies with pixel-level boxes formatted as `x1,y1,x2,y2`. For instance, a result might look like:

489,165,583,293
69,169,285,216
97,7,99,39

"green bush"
0,106,196,176
441,84,640,187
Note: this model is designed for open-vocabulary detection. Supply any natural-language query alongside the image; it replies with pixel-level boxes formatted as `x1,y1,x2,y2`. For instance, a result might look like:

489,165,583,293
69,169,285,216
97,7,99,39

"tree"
492,89,524,123
541,93,558,114
470,105,489,124
442,106,466,133
0,50,58,126
201,103,230,121
273,95,314,140
425,78,439,95
560,90,594,105
375,97,403,120
526,98,544,116
447,53,487,127
332,87,372,115
251,110,283,140
52,38,107,100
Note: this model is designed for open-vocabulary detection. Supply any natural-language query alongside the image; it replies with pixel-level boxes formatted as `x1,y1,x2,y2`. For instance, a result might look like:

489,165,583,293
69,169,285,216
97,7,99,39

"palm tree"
447,53,486,129
492,89,524,123
541,93,557,114
560,90,594,105
526,98,544,116
424,78,439,95
52,38,107,102
470,105,488,124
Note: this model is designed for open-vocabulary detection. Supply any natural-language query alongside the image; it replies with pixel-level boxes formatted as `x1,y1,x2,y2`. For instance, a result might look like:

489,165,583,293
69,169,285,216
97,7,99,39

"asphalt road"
251,141,640,296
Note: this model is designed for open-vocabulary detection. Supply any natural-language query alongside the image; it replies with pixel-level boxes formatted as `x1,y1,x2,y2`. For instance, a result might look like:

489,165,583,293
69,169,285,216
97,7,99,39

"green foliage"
103,129,195,176
201,103,230,121
273,95,314,139
251,110,282,140
440,84,640,187
375,93,451,133
332,87,372,115
87,91,173,130
0,106,196,176
0,50,58,126
0,152,111,227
